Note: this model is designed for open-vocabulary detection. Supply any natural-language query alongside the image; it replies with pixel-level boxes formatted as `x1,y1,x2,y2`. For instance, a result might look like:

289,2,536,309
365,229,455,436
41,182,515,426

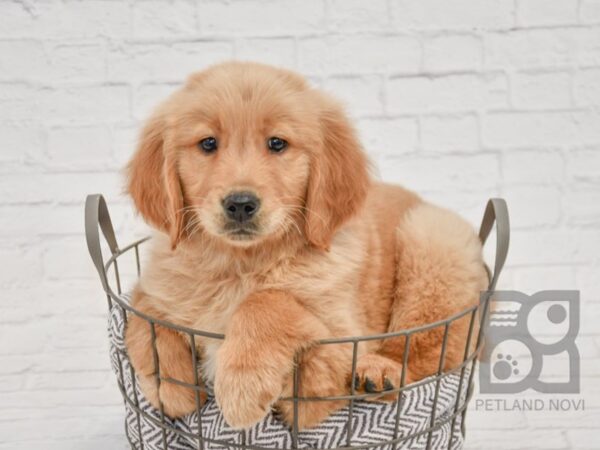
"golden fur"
125,62,488,430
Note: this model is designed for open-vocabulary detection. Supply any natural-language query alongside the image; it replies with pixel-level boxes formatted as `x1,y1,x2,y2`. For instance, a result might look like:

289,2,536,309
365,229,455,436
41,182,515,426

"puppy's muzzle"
223,191,260,223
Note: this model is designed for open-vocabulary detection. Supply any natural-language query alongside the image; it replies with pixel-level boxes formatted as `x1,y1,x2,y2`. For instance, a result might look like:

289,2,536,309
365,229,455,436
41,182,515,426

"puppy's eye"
267,137,288,153
198,137,218,153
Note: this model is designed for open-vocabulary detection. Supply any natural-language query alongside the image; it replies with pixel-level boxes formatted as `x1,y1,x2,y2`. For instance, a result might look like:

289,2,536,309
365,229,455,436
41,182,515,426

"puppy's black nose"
223,192,260,223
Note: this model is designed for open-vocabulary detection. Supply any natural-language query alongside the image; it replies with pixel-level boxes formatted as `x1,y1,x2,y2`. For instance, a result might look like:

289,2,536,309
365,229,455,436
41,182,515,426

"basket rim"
103,235,489,344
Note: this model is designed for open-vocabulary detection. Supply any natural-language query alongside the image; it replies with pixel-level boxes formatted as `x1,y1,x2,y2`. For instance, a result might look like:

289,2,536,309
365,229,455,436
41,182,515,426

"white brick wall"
0,0,598,448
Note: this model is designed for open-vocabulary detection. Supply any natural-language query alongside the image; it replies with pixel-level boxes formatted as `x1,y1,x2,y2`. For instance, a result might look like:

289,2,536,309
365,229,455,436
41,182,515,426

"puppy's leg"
355,203,488,396
276,340,351,430
214,289,347,430
126,291,205,417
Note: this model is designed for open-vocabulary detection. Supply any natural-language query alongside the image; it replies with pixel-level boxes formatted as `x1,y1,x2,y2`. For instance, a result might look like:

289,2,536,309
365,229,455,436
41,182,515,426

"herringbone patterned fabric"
109,297,467,450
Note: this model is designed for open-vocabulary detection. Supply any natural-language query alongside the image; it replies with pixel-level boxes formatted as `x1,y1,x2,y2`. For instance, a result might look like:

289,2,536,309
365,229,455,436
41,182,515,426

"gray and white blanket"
108,299,468,450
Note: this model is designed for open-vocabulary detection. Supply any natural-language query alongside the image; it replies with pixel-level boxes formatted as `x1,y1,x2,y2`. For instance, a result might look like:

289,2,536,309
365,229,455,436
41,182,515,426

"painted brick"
509,229,600,265
357,117,419,155
421,114,480,152
324,76,384,116
377,153,500,191
486,28,600,69
0,83,42,122
0,1,36,39
517,0,578,26
133,0,197,39
0,248,43,289
32,0,130,40
483,111,600,148
574,68,600,107
0,172,123,205
198,0,326,35
0,42,106,84
387,73,508,113
235,38,296,69
133,83,179,120
502,150,564,185
566,429,600,450
0,41,47,81
563,189,600,225
45,43,107,84
511,266,576,293
329,0,390,32
108,41,233,83
42,238,99,280
42,85,131,125
576,267,600,300
0,125,44,163
391,0,514,30
503,185,562,228
512,71,573,109
423,34,482,73
465,429,569,450
46,126,114,169
299,36,421,75
580,0,600,23
112,123,140,167
567,148,600,184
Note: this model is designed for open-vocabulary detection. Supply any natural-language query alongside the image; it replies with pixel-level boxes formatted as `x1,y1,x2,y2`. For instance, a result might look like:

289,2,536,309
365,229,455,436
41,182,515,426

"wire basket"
85,194,509,450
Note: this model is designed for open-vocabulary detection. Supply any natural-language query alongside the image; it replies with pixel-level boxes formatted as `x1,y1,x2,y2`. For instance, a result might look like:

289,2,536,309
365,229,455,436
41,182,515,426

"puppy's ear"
127,114,185,249
305,99,370,250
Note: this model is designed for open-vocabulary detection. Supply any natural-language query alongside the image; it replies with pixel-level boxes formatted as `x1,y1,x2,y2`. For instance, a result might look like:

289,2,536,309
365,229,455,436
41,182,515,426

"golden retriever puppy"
125,62,488,430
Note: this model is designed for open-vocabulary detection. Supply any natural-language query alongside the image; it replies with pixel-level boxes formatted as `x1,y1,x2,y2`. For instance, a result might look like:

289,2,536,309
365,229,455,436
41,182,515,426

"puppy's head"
127,62,369,250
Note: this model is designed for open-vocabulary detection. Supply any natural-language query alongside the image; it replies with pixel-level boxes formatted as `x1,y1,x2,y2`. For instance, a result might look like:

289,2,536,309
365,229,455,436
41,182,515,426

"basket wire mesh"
85,195,509,450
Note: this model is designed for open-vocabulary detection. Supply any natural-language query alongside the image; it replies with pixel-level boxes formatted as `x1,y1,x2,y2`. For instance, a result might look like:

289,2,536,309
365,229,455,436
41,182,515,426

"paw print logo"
493,354,519,380
479,291,580,394
486,339,531,386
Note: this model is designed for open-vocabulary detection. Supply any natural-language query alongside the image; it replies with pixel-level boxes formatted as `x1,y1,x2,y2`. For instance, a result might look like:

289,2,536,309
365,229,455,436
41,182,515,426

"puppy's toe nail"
383,378,394,391
364,377,378,393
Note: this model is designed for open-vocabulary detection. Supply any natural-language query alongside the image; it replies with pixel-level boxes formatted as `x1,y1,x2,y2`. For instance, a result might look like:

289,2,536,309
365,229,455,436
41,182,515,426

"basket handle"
478,198,510,291
85,194,119,293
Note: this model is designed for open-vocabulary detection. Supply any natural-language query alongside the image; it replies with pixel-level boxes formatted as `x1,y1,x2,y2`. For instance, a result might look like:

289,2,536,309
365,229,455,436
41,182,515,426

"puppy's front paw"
138,373,203,418
214,346,284,429
353,353,409,402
